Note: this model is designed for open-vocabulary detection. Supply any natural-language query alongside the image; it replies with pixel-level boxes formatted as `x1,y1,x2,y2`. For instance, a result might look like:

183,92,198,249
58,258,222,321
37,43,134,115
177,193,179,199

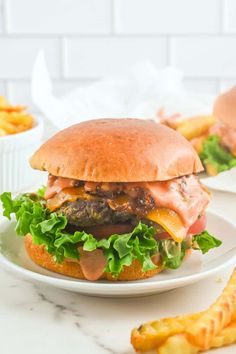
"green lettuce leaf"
37,186,46,198
193,230,222,254
0,192,222,277
159,230,222,268
200,135,236,174
158,240,187,269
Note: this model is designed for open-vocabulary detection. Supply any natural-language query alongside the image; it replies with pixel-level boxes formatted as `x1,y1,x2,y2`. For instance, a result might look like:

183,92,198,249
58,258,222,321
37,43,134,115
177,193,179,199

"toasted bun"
214,86,236,130
30,118,203,182
24,234,162,281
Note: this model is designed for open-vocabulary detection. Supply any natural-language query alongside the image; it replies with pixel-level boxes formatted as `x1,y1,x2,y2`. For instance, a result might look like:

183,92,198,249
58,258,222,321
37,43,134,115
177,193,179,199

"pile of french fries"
131,268,236,353
157,107,216,141
0,96,34,136
175,115,216,141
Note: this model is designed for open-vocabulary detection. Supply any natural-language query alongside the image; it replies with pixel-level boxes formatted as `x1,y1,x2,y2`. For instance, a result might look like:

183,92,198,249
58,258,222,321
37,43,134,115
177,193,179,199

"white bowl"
0,116,44,193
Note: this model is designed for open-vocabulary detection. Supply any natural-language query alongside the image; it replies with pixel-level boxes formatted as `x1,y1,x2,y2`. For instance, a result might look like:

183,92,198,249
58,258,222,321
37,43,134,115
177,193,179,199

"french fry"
131,312,204,352
158,334,198,354
0,111,8,120
156,107,183,129
211,320,236,348
131,269,236,353
132,310,236,352
191,135,206,154
205,162,218,176
186,268,236,350
158,322,236,354
4,112,33,125
0,128,7,136
132,315,236,353
0,119,19,134
0,95,7,106
0,105,26,113
0,96,34,136
176,115,216,140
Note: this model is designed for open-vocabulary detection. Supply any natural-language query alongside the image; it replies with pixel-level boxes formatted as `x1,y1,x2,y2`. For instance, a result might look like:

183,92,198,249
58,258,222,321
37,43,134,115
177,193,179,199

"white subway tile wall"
64,37,167,78
6,0,111,34
171,37,236,78
183,79,218,95
0,38,60,79
7,80,96,109
0,0,235,112
115,0,221,34
0,1,3,34
224,0,236,32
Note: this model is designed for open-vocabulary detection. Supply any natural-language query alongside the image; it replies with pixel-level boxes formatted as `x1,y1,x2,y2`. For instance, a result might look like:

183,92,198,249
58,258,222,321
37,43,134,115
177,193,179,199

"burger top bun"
30,118,203,182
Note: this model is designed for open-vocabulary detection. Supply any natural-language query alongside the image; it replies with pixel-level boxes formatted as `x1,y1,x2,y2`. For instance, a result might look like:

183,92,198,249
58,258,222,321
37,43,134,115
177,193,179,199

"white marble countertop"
0,189,236,354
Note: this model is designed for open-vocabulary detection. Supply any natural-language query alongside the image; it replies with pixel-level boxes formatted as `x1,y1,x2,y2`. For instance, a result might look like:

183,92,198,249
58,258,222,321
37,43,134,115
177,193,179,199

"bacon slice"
46,187,98,211
45,176,76,199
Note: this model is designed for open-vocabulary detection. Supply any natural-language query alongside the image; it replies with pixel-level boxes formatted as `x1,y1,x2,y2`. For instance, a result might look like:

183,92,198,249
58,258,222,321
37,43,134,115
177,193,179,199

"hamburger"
198,86,236,176
0,119,221,281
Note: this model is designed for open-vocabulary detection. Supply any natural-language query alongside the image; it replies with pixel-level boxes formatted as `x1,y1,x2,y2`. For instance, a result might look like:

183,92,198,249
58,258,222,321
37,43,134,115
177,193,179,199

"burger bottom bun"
24,234,163,281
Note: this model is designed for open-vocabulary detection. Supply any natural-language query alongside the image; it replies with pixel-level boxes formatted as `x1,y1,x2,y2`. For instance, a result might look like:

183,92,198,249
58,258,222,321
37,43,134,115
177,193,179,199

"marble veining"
0,266,235,354
32,284,128,354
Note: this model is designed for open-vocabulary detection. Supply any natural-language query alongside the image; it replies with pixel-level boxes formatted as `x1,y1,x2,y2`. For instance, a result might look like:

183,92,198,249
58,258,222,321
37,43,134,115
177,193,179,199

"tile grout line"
110,0,115,34
59,36,64,79
112,0,121,34
2,79,7,96
220,0,226,33
60,36,68,79
168,36,174,67
1,0,7,34
5,80,11,101
2,33,236,39
166,35,171,66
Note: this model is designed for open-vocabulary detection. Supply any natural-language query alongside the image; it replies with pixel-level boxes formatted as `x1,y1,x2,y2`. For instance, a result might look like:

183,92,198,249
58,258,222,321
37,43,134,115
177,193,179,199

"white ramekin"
0,116,44,193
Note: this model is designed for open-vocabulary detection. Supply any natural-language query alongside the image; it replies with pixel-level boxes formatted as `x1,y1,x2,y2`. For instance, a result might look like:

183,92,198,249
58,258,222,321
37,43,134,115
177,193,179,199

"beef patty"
58,199,160,229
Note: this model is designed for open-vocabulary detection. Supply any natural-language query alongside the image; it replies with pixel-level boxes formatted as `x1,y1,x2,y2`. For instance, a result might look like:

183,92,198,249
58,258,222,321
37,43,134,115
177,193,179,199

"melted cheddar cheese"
146,209,186,242
46,187,98,211
46,187,186,242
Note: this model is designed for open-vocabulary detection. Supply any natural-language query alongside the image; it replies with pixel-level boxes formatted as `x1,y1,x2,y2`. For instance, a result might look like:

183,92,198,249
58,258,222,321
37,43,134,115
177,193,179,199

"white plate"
0,211,236,297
